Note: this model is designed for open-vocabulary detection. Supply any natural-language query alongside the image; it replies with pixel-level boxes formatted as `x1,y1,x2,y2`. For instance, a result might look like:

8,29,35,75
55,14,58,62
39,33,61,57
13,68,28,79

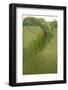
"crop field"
23,17,57,75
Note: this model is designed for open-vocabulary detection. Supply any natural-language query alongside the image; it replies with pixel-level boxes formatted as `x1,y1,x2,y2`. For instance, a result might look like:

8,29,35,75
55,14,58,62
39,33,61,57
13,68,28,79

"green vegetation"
23,17,57,74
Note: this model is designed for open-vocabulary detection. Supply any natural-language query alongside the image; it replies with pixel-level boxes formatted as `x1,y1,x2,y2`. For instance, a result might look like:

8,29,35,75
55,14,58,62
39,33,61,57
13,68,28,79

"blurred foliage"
23,16,57,74
49,20,57,30
23,17,48,35
23,17,57,37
